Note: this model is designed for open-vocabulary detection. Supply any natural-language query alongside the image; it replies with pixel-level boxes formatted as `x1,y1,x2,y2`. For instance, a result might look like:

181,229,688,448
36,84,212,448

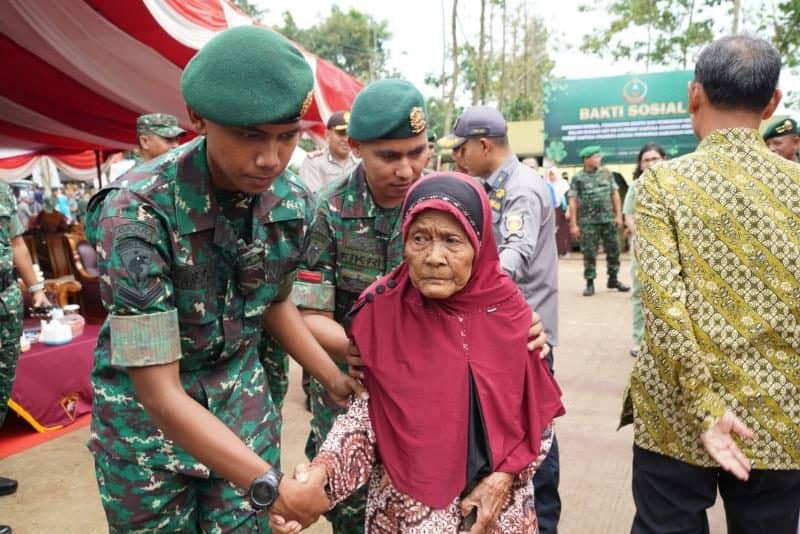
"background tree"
275,6,391,82
229,0,266,20
579,0,800,70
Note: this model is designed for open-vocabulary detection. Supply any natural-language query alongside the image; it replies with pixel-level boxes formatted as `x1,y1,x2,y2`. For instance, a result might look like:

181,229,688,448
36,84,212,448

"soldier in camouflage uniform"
568,146,629,296
85,26,361,533
0,181,51,527
290,79,431,533
136,112,187,162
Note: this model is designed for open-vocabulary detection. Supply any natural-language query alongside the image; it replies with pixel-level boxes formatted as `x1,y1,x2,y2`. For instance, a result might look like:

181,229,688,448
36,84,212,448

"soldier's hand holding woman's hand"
268,463,330,533
570,224,580,240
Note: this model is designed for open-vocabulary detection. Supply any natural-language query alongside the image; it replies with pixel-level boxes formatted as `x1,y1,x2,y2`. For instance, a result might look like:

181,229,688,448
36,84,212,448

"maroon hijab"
347,172,564,508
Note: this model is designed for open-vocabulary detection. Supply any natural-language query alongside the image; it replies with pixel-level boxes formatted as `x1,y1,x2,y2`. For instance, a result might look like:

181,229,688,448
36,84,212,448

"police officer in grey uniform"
299,111,359,193
453,105,562,534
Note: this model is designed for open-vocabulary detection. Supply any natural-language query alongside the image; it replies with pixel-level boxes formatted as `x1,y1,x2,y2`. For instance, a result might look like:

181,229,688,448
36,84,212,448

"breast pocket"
337,234,384,294
172,264,219,325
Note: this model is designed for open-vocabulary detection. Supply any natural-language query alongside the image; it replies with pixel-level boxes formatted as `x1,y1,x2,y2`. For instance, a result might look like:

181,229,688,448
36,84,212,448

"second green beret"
763,117,798,141
348,79,428,141
579,145,603,159
181,26,314,127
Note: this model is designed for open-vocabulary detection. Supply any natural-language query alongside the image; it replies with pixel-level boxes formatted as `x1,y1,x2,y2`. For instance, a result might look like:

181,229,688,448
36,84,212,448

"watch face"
251,479,277,508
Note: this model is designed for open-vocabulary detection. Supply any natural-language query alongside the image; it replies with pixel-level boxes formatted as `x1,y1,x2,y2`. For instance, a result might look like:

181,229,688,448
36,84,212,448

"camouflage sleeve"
0,184,24,239
94,190,180,367
567,174,579,199
291,199,336,312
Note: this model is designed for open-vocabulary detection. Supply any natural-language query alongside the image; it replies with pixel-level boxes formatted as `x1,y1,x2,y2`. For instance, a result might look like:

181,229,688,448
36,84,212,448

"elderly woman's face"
405,210,475,299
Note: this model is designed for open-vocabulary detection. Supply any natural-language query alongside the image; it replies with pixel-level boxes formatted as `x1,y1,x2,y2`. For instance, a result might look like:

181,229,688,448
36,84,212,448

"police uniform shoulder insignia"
490,199,502,211
409,106,426,134
494,188,505,200
504,212,525,237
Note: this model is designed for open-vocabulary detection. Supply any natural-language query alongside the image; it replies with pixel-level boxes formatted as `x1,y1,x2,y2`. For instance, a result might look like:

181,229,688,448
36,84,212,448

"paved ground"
0,256,727,533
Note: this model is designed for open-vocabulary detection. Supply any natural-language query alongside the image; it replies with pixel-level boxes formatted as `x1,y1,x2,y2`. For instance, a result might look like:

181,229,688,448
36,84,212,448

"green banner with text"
544,71,698,165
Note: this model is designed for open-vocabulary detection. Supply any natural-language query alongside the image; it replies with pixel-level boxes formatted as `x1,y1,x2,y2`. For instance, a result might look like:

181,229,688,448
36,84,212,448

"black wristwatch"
248,467,283,510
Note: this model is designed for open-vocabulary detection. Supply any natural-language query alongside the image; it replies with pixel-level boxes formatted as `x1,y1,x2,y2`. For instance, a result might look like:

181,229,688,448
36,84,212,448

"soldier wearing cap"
568,146,629,296
763,117,799,162
288,78,429,533
299,111,359,193
136,113,187,162
84,26,362,532
448,105,562,534
438,133,469,173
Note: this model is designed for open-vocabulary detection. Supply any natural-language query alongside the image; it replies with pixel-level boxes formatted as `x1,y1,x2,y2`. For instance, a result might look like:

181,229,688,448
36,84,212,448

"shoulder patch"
504,212,525,238
112,221,159,245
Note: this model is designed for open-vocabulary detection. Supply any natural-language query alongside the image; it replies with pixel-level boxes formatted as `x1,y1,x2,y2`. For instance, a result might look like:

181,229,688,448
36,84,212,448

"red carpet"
0,412,90,459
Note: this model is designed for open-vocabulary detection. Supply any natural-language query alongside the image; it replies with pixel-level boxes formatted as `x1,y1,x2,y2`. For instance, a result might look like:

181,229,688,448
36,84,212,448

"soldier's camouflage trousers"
307,377,367,534
0,284,22,427
93,409,281,533
579,221,620,281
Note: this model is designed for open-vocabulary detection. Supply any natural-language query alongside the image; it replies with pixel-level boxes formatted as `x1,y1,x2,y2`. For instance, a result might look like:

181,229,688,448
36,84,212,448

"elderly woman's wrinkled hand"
346,340,365,380
268,464,330,531
459,472,514,533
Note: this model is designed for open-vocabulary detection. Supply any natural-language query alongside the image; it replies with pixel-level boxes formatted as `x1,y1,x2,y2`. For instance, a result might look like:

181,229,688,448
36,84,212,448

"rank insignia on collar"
494,188,505,199
409,107,426,134
299,90,313,117
490,199,501,211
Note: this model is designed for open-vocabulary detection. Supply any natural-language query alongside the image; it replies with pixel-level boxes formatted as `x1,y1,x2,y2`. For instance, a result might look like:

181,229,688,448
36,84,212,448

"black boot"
583,279,595,296
0,477,17,497
0,525,11,534
607,276,630,292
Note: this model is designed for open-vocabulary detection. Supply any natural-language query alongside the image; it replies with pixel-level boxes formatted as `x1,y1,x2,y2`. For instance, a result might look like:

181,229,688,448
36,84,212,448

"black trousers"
632,445,800,534
533,345,561,534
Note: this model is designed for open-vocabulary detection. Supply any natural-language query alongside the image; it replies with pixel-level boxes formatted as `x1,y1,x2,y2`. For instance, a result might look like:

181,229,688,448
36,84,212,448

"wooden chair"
63,231,106,323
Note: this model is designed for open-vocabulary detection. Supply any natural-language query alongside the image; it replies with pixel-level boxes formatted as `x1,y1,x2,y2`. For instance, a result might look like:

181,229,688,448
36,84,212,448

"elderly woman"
272,172,564,533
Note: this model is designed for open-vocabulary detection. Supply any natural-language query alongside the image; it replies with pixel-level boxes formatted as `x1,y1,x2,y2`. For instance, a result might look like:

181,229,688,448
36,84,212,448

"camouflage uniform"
291,164,405,533
85,137,311,532
0,182,23,427
568,168,621,280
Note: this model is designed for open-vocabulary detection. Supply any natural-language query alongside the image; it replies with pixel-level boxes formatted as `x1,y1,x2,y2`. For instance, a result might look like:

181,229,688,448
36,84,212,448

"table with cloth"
8,324,99,432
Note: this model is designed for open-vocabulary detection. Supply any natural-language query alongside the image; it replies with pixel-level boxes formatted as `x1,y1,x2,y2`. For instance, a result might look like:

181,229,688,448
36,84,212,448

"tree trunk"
500,0,507,109
443,0,460,134
477,0,487,104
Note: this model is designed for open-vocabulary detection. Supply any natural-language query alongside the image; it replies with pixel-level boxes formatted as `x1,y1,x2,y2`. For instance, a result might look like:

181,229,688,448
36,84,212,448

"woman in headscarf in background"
271,172,564,533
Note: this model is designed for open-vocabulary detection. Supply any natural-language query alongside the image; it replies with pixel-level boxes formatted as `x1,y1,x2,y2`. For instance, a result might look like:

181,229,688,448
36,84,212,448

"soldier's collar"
340,164,377,219
484,153,517,190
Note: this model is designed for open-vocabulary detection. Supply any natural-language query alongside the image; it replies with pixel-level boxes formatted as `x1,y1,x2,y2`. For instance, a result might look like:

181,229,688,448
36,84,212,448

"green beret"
579,145,603,159
763,117,798,141
181,26,314,126
347,79,428,141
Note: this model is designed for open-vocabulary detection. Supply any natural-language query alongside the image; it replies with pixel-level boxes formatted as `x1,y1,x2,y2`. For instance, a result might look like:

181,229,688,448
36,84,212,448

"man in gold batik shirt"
623,35,800,533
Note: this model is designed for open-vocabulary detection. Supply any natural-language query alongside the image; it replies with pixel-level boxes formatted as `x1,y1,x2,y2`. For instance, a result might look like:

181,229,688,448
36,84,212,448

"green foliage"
228,0,265,20
580,0,715,69
426,96,463,139
580,0,800,70
274,6,391,82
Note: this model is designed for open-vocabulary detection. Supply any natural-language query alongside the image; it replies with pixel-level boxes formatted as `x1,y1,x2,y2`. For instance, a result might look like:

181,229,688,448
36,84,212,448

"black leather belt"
0,270,14,292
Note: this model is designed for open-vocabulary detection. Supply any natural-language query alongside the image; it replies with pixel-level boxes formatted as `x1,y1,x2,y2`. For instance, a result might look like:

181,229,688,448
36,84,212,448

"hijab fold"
348,172,564,509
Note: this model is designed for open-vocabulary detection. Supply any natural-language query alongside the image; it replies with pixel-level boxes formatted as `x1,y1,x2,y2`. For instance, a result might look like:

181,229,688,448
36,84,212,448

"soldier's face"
195,115,301,195
139,134,180,161
326,129,351,160
766,134,800,161
405,210,474,300
350,133,428,208
584,153,602,171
